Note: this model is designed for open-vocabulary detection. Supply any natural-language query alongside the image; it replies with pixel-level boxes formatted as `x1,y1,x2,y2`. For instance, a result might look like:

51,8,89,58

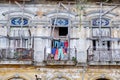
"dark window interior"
96,78,109,80
92,40,111,50
107,41,110,50
59,27,68,36
93,40,96,50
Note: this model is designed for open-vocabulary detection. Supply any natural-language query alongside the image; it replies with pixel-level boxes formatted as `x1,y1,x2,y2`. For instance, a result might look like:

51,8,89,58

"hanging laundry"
54,40,60,48
63,48,67,55
58,47,64,60
46,48,51,54
64,40,68,48
54,48,58,60
51,48,56,55
60,41,64,48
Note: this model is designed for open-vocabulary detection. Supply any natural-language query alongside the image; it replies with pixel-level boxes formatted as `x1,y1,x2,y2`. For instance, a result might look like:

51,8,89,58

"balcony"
44,47,77,66
0,48,33,65
87,48,120,65
92,28,111,38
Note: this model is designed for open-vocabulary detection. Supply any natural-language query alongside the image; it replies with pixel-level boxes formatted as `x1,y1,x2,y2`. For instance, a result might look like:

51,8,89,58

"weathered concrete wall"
0,66,119,80
0,3,119,80
0,4,83,63
0,3,119,63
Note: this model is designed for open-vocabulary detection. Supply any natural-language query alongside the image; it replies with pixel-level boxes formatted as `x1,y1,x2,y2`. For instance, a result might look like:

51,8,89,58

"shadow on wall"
52,77,69,80
89,74,115,80
8,77,26,80
3,74,32,80
96,78,110,80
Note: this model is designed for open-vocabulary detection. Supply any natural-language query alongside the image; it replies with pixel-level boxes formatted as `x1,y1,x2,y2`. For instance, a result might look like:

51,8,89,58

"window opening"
92,40,111,50
8,77,26,80
96,78,110,80
93,40,96,50
49,19,69,61
59,27,68,36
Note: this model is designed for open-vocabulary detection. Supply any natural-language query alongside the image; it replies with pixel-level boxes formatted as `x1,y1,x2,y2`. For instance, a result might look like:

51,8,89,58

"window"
96,78,109,80
51,18,69,37
92,18,110,37
11,17,29,27
52,18,69,27
59,27,68,36
92,28,110,37
9,28,31,48
52,27,68,38
92,18,110,27
93,40,96,50
50,18,69,61
92,40,111,50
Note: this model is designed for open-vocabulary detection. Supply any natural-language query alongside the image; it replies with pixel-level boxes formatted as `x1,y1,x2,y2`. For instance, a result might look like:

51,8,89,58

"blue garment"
58,48,64,60
51,48,56,55
60,42,64,48
54,40,60,48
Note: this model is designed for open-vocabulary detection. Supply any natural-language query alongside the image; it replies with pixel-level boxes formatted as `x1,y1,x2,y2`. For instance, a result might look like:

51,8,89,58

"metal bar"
84,26,113,28
51,3,60,39
68,2,71,60
75,47,77,61
15,1,23,8
96,2,120,6
102,6,119,16
60,2,69,11
0,36,80,40
98,2,102,49
21,1,25,48
6,0,11,59
44,47,46,61
87,37,120,41
0,36,52,38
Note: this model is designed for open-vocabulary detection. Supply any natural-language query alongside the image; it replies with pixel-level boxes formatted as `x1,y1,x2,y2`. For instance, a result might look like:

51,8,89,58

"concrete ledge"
45,60,76,66
76,63,87,66
0,60,32,65
88,61,120,65
33,62,46,66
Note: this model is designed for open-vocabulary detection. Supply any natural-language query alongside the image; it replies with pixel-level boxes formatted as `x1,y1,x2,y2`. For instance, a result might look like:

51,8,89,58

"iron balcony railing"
44,47,77,65
0,48,33,60
92,28,111,37
87,48,120,62
44,47,77,61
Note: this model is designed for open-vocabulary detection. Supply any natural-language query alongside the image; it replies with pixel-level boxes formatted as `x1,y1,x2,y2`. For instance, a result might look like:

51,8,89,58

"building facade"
0,0,120,80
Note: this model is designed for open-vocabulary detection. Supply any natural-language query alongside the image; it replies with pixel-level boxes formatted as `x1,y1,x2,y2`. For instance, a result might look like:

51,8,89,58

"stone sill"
45,60,76,66
88,61,120,65
0,60,32,65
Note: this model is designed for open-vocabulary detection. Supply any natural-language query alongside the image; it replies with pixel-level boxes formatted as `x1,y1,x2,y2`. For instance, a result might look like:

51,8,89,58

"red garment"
64,40,68,48
55,49,58,55
54,48,58,60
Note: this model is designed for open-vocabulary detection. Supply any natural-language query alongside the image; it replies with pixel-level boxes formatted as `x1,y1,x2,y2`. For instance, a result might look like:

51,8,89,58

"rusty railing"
87,48,120,62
